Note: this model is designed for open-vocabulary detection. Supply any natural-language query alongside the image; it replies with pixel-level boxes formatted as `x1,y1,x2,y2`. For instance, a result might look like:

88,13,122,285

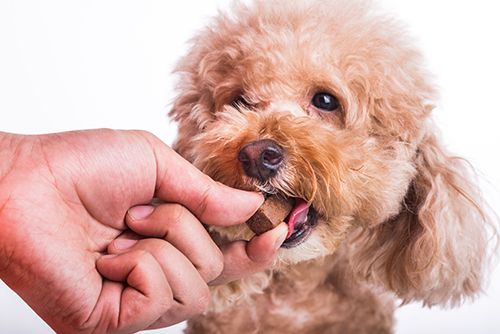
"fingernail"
101,254,117,260
255,192,265,204
245,192,265,216
274,223,289,249
128,205,154,220
113,238,138,250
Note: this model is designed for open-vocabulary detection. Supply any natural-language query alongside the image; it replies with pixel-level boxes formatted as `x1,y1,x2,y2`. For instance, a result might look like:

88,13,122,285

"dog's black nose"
238,139,284,181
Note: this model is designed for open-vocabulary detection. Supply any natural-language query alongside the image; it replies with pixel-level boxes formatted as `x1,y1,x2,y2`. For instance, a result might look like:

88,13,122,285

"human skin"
0,129,287,333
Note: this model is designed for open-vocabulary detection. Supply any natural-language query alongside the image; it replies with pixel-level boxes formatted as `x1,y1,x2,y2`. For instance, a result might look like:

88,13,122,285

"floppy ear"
351,126,496,306
168,46,207,161
169,25,237,161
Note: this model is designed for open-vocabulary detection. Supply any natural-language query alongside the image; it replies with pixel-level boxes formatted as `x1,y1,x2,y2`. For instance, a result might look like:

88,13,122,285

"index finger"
143,133,264,226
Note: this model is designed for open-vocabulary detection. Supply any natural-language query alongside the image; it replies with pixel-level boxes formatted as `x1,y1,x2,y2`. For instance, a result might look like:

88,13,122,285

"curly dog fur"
169,1,496,332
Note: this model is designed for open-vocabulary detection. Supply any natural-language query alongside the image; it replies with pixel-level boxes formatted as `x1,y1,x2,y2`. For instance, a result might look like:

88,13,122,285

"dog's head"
170,0,494,306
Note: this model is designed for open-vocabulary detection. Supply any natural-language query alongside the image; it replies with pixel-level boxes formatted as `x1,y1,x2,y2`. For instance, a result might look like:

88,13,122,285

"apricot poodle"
169,0,496,332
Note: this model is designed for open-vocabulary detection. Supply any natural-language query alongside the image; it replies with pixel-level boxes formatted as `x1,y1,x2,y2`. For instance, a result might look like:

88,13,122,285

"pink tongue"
286,198,310,238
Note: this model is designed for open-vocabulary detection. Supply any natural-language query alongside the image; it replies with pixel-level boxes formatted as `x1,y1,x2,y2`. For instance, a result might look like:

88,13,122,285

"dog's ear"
351,126,496,306
169,86,201,161
169,31,235,161
168,47,204,160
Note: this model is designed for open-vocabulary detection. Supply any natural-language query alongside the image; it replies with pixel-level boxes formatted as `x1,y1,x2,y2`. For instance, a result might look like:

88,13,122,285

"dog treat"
246,196,293,235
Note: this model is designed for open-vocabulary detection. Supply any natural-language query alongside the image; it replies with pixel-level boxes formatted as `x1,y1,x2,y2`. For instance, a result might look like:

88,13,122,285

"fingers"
110,203,224,282
95,251,173,333
97,238,212,332
139,132,264,226
115,202,288,286
97,206,286,332
210,223,288,286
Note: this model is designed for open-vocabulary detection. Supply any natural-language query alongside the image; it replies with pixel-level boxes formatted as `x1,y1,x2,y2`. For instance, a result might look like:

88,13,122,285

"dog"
169,0,496,332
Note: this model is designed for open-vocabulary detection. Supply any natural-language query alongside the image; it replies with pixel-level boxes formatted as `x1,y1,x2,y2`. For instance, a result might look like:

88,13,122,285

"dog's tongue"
285,198,310,238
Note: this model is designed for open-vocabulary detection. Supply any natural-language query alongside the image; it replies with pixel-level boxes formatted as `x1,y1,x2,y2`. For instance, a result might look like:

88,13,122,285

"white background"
0,0,499,333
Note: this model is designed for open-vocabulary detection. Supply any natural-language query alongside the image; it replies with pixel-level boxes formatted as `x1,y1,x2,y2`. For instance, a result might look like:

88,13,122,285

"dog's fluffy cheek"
342,141,418,227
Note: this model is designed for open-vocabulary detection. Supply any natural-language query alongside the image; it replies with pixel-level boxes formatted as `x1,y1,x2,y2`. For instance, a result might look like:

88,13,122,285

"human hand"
0,130,287,333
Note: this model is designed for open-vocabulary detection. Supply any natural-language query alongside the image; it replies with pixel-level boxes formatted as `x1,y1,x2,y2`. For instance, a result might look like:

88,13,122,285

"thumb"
210,223,289,286
143,133,264,226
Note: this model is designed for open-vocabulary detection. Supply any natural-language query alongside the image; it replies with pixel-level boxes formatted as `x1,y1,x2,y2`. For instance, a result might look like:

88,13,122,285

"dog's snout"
238,139,284,181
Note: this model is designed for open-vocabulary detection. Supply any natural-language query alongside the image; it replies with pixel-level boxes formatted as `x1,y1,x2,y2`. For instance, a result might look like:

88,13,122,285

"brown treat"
246,196,293,235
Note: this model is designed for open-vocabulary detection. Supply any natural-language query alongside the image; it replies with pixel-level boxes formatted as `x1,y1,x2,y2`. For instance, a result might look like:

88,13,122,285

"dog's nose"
238,139,284,181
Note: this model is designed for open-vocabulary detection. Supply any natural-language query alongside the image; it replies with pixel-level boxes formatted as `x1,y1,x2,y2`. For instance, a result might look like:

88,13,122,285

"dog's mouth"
282,198,318,248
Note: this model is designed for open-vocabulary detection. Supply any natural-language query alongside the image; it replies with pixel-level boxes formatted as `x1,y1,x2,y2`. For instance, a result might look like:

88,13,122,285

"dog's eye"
311,92,340,112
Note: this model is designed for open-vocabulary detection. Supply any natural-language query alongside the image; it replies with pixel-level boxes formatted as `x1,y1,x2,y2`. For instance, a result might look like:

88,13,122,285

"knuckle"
201,249,224,282
131,249,154,264
133,129,158,144
139,238,172,257
167,203,187,228
193,285,211,314
158,294,175,313
134,248,149,257
195,184,212,221
156,239,173,256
